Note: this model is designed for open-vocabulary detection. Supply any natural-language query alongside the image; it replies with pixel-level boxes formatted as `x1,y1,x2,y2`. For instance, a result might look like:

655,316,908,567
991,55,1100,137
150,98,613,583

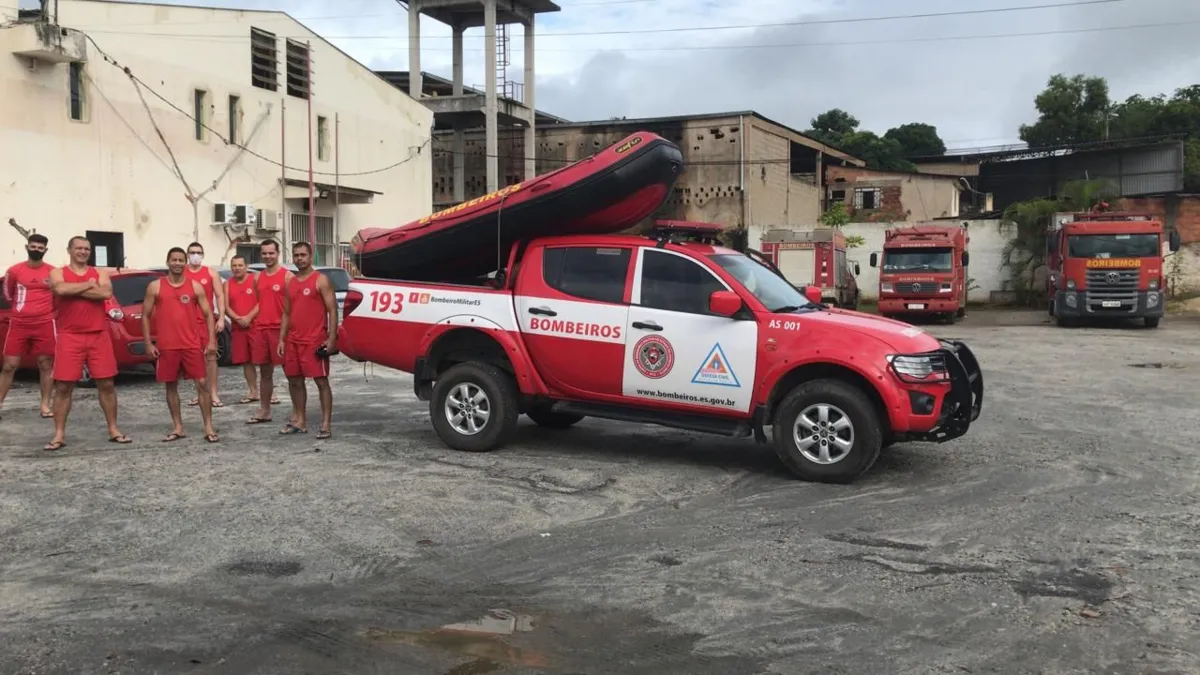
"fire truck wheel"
526,406,585,429
956,305,967,318
772,379,883,483
430,362,520,453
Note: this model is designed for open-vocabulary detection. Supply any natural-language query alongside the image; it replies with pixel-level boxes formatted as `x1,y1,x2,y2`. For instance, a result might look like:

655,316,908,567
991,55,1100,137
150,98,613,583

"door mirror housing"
803,285,823,305
869,252,878,268
961,251,970,267
1169,229,1181,252
853,262,861,276
708,290,742,317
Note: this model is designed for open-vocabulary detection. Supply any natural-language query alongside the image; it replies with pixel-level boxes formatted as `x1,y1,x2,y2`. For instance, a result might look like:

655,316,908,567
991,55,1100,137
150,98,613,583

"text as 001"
369,290,404,314
768,319,801,330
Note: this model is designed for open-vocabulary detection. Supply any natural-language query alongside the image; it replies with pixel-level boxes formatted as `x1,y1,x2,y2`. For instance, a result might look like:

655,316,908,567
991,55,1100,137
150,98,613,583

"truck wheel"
772,379,883,483
526,406,585,429
1144,317,1161,328
956,305,966,318
429,362,519,453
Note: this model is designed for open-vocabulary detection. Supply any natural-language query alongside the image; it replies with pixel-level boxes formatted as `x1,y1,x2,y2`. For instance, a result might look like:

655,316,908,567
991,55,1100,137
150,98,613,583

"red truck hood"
801,308,941,353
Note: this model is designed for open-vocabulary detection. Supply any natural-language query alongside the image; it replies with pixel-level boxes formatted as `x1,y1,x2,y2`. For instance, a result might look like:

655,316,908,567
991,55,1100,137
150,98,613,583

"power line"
73,0,1128,39
77,17,1200,53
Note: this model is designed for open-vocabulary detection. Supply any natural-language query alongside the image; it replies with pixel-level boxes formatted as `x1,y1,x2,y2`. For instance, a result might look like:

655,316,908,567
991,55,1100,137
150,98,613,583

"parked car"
0,268,166,386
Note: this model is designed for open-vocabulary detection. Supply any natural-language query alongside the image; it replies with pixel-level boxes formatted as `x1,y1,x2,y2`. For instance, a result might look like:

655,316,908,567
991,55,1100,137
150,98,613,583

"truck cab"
337,221,984,484
869,225,969,323
1046,211,1181,328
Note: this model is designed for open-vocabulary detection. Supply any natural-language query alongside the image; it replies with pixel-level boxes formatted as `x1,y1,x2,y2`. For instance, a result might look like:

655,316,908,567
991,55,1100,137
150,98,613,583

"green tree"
819,201,850,227
1018,74,1111,146
838,131,918,172
807,108,859,146
884,123,947,157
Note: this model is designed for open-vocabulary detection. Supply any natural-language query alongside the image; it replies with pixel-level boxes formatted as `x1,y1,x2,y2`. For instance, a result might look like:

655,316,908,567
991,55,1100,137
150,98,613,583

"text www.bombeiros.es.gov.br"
636,389,736,407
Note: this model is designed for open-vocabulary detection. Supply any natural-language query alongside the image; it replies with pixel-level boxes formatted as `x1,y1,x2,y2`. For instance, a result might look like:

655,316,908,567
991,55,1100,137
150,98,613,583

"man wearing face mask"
183,242,226,408
0,233,56,418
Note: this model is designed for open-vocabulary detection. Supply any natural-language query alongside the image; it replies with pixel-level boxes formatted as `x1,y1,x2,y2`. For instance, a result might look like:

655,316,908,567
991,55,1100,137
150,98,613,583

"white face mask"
188,253,203,266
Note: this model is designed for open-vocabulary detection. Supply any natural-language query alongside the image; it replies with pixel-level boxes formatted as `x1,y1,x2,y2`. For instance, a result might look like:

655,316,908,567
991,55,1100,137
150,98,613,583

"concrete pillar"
451,24,464,95
451,22,465,201
484,0,498,193
523,18,536,181
407,0,421,99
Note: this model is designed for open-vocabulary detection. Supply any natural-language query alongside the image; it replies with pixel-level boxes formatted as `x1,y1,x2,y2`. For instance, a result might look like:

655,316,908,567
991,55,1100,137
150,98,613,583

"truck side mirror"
961,251,970,267
803,285,823,305
1169,229,1181,252
869,252,878,268
853,262,861,276
708,290,742,317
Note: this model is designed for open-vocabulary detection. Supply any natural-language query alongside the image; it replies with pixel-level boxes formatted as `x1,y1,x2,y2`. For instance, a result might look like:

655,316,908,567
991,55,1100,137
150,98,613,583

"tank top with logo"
183,265,215,323
56,266,107,333
255,267,288,328
285,272,328,344
154,278,203,350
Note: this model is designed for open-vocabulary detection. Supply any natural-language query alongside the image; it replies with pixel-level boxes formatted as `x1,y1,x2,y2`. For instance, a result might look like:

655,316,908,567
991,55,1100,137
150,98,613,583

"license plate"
907,303,925,310
1101,300,1121,308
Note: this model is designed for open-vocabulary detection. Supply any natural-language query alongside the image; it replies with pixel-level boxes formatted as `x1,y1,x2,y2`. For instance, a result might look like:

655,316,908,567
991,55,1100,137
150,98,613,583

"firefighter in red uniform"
278,241,337,439
44,236,130,451
183,242,226,408
0,233,56,418
224,254,260,404
142,247,219,443
246,239,291,426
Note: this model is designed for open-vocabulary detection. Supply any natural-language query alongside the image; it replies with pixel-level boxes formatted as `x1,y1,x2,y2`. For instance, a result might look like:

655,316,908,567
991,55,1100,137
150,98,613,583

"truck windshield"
709,254,816,311
1067,233,1159,258
882,248,953,272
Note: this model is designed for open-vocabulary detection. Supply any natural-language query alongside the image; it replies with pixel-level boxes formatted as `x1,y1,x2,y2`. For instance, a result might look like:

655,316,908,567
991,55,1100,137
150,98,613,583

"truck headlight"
887,353,949,383
1066,279,1076,289
1149,279,1158,290
881,282,893,293
939,283,952,293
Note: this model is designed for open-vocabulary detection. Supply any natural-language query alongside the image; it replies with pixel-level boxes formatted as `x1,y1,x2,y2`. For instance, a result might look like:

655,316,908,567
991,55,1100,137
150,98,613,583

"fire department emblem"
272,284,281,291
633,335,674,379
200,278,208,285
303,288,312,296
181,294,191,304
245,287,253,294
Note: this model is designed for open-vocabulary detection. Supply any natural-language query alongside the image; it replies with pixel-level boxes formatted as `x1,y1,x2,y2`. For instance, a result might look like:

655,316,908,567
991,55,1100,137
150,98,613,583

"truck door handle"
632,320,662,331
528,306,557,316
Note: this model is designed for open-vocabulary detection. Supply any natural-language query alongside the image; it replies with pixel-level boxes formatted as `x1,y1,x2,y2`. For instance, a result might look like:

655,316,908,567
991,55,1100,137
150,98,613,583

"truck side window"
639,250,726,315
542,246,631,304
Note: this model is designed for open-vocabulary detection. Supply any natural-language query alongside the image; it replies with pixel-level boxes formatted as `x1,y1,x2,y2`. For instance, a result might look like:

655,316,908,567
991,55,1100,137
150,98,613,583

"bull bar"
908,339,984,443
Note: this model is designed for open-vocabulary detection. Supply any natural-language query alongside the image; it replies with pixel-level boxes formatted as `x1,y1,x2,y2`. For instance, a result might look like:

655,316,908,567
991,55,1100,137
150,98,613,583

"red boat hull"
352,132,684,282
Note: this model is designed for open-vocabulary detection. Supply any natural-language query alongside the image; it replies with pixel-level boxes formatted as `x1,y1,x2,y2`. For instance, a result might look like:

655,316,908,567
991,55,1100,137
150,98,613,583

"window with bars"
317,116,329,161
250,27,278,92
289,213,335,265
286,39,311,100
68,61,86,121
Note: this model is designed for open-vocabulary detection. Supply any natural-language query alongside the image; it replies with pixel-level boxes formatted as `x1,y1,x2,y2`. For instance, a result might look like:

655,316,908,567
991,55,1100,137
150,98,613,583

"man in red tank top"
224,255,260,404
184,242,226,408
143,247,219,443
44,236,130,451
246,239,291,426
0,233,56,418
278,241,337,438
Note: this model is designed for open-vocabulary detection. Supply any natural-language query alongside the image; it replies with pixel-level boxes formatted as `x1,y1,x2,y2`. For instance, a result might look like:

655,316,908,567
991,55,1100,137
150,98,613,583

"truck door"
624,248,757,415
516,244,632,399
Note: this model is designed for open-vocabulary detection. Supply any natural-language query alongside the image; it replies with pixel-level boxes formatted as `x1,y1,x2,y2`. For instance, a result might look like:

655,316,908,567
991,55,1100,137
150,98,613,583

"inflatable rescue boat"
351,132,684,281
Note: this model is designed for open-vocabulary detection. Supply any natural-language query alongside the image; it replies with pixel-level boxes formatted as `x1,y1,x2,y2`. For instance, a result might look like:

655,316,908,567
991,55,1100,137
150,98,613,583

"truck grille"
1084,269,1138,307
895,282,938,296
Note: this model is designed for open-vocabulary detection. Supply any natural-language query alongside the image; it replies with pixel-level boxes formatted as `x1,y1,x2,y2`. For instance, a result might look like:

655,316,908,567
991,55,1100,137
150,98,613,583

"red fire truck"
759,228,860,309
1046,211,1181,328
869,225,970,323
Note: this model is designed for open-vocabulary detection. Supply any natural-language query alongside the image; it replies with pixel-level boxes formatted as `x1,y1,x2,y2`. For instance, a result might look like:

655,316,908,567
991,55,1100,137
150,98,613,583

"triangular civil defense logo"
690,343,741,387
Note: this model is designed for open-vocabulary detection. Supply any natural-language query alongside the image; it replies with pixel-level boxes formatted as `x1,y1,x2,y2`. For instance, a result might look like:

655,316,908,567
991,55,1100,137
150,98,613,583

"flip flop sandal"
188,398,200,407
316,429,331,439
246,416,272,425
279,424,307,435
109,435,133,444
212,400,226,408
270,397,281,404
205,433,220,443
40,410,54,418
238,397,260,404
43,440,66,452
162,433,186,443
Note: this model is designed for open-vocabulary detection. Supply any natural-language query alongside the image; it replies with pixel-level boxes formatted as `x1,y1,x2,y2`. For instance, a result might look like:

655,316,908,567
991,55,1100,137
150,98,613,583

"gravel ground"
2,310,1199,675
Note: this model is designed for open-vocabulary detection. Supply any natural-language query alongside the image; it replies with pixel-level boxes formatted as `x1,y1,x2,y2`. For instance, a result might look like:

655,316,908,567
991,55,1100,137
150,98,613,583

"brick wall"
1112,195,1200,244
825,165,960,221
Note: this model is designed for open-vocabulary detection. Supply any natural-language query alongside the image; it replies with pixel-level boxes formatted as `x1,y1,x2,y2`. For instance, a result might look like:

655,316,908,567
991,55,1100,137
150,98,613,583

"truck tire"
956,305,966,318
526,406,585,429
429,362,519,453
1144,316,1160,328
772,379,883,483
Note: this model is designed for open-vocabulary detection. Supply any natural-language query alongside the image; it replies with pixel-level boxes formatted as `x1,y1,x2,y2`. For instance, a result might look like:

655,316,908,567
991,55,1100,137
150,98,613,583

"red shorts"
193,322,216,360
156,348,206,383
53,331,118,382
229,327,252,365
3,320,56,358
251,326,282,366
283,340,330,379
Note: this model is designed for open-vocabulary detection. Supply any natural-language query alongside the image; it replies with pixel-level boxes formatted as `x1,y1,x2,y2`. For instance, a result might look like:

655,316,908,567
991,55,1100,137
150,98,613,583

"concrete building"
403,0,558,199
825,166,965,222
0,0,432,269
430,111,863,247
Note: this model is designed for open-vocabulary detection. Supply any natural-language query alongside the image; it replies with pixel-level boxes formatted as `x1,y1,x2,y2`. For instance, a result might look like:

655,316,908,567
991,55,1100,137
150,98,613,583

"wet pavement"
2,310,1199,674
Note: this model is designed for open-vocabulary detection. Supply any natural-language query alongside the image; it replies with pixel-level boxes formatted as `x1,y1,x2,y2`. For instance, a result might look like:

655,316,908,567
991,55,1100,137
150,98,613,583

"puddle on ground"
223,559,302,578
365,609,547,674
1128,362,1185,369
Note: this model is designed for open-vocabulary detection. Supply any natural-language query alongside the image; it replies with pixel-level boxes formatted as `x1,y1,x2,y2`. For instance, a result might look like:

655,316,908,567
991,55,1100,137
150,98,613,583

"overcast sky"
32,0,1200,149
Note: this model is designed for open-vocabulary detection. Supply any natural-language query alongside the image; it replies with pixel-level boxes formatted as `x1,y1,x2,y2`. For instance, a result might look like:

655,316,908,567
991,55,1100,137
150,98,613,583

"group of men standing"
0,235,338,451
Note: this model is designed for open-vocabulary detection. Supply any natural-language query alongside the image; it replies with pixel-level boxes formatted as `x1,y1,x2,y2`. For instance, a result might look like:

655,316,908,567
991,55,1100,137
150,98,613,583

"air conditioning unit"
232,204,252,225
242,205,258,226
212,202,237,225
254,209,280,232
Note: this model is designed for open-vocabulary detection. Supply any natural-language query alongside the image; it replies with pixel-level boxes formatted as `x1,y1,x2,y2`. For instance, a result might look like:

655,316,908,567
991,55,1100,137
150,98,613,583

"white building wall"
0,0,432,269
842,220,1008,303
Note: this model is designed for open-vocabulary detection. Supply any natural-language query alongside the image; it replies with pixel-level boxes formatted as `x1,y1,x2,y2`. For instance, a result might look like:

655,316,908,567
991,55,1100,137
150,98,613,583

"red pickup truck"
338,222,984,483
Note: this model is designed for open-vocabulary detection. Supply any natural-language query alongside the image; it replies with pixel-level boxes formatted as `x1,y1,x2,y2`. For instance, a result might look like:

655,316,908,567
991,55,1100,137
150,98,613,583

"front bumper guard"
908,339,984,443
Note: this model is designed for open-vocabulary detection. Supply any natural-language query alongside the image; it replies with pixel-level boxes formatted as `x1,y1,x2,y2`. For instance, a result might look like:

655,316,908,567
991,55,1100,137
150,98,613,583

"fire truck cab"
869,225,970,323
1046,211,1181,328
759,228,861,309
